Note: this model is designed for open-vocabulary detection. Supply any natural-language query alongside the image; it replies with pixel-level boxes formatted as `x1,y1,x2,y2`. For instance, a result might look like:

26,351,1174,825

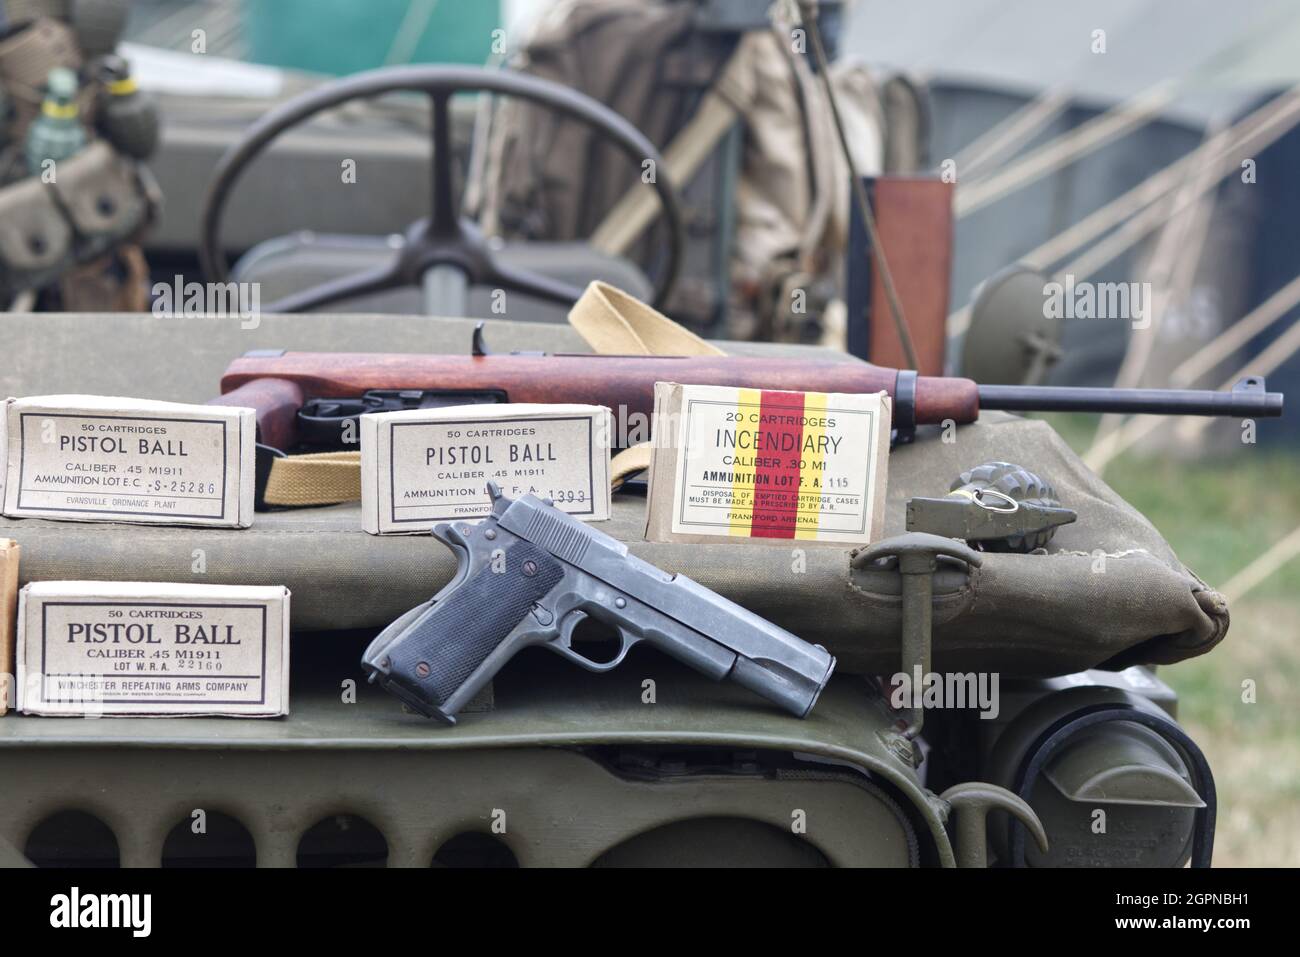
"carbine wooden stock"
213,352,1281,453
214,352,979,451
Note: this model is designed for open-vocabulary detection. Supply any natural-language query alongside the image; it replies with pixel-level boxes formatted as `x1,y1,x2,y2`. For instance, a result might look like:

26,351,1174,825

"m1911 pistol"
361,484,836,723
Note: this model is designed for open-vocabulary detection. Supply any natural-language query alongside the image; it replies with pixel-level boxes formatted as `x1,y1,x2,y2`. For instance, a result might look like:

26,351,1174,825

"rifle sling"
262,450,362,508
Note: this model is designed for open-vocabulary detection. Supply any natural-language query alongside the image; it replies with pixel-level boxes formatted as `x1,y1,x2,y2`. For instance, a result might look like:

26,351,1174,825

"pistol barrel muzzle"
730,646,836,718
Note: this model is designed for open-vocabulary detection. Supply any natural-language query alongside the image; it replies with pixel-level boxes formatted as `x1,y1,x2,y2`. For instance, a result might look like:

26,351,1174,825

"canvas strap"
262,451,362,508
568,281,726,487
567,280,726,357
261,281,725,507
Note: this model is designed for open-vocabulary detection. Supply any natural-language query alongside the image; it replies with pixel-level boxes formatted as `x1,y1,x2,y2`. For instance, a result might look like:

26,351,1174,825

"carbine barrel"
978,382,1283,417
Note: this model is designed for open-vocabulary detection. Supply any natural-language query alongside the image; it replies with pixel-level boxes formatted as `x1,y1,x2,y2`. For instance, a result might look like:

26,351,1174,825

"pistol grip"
373,540,565,720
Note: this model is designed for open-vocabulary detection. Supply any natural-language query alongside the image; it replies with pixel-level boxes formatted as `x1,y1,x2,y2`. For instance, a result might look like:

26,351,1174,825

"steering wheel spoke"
427,91,458,238
265,263,401,313
486,256,585,307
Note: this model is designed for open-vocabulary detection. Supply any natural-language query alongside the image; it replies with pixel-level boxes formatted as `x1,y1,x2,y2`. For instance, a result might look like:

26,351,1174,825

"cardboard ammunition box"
361,403,612,533
1,395,256,528
645,382,891,546
16,581,290,717
0,540,18,715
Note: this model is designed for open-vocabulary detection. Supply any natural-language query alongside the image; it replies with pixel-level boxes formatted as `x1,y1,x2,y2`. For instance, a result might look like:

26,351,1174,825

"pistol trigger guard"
547,609,636,673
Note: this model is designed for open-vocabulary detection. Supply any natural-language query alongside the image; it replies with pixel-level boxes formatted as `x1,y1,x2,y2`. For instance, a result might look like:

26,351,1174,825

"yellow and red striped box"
645,383,891,545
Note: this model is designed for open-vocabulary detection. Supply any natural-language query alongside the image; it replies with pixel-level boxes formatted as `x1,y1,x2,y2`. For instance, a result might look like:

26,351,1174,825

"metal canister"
94,54,159,160
24,65,86,174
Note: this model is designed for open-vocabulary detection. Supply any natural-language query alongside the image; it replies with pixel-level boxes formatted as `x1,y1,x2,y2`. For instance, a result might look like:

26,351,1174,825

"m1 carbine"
212,338,1284,454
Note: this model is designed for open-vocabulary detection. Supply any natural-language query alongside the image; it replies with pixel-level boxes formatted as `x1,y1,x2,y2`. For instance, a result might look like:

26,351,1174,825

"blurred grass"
1043,413,1300,866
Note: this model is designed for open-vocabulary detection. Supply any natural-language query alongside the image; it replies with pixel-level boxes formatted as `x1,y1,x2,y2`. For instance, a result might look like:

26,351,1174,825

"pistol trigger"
547,609,637,673
557,608,588,647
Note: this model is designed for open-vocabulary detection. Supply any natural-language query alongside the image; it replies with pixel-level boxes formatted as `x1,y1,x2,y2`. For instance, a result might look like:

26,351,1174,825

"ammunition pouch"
0,173,71,289
0,140,157,299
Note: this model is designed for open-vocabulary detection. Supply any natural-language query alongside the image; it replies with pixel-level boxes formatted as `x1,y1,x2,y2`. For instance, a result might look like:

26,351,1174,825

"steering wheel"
198,65,685,313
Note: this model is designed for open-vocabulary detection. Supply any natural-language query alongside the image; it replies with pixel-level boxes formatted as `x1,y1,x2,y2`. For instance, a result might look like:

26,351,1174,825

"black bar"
844,176,875,360
0,865,1279,941
428,92,455,237
978,384,1284,417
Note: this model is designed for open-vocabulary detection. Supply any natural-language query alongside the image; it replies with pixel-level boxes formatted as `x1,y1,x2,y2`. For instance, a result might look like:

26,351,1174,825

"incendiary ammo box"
645,382,891,546
16,581,290,717
1,394,256,528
